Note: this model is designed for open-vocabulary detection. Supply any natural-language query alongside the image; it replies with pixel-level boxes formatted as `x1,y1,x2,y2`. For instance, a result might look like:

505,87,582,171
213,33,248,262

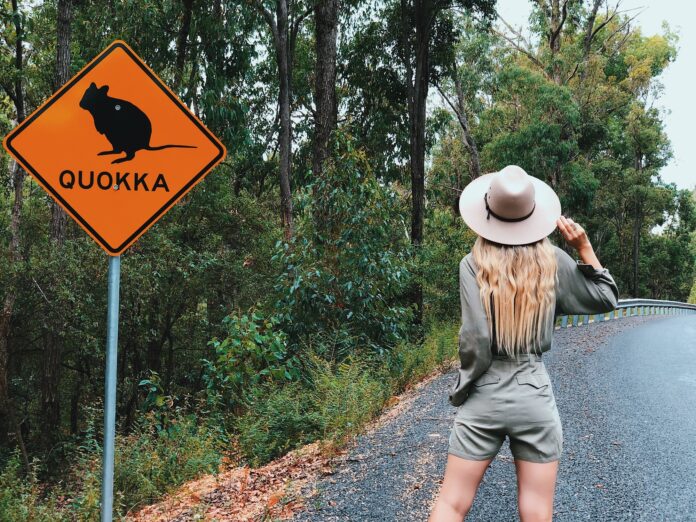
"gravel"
291,314,696,522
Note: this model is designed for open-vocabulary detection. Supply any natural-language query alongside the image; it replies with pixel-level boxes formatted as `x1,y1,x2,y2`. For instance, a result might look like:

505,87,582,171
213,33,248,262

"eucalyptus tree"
0,0,28,452
312,0,339,181
249,0,314,240
459,0,688,296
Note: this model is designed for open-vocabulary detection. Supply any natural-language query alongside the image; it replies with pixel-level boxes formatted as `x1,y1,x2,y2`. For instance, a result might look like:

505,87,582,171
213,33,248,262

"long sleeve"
554,245,620,316
449,255,493,407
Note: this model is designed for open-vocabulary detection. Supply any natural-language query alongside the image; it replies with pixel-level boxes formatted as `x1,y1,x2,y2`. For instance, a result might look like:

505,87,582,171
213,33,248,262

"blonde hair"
471,235,558,357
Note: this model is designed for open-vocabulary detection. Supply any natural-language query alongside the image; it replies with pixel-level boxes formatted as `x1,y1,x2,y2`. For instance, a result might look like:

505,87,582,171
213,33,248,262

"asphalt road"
292,314,696,522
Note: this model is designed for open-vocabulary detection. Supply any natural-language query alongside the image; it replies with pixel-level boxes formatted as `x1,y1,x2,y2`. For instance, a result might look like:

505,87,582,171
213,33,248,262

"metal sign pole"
101,255,120,522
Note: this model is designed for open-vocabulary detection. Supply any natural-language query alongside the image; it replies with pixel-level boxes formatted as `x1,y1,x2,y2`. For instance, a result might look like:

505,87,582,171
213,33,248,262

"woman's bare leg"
515,459,559,522
428,453,494,522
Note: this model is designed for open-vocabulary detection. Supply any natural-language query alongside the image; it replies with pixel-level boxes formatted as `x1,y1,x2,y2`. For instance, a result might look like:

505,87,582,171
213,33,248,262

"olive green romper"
448,244,620,463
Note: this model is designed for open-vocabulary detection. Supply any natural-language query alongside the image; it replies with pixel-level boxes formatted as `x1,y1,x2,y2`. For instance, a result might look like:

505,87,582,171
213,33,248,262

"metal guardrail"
555,298,696,329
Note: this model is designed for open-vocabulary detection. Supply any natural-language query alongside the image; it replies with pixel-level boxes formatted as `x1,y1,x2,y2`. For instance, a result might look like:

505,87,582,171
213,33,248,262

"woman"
429,165,619,522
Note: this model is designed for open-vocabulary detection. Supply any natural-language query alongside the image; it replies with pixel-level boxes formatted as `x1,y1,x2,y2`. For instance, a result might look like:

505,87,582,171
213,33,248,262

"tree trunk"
631,197,642,297
453,67,481,179
311,0,338,181
0,164,20,436
276,0,294,240
174,0,194,91
49,0,72,243
0,0,27,444
581,0,601,66
69,371,82,434
408,0,432,326
254,0,302,240
165,331,175,390
311,0,338,233
42,0,73,447
535,0,567,84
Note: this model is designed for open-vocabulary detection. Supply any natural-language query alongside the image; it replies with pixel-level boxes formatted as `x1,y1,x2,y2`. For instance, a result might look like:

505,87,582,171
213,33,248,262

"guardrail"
554,298,696,329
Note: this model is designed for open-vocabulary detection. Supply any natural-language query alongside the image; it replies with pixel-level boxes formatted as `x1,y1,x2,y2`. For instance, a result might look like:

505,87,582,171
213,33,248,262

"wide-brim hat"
459,165,561,245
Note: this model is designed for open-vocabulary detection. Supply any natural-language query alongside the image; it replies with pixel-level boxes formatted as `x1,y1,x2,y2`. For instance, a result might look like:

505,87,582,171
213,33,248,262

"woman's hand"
556,215,591,251
556,215,603,269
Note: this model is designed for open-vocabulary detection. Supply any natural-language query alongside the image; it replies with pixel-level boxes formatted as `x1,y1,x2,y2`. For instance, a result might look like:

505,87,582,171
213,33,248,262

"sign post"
2,40,226,521
101,255,120,521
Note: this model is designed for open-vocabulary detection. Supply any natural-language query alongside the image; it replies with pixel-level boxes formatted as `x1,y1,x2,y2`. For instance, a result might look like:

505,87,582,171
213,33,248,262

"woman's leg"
514,458,559,522
428,453,494,522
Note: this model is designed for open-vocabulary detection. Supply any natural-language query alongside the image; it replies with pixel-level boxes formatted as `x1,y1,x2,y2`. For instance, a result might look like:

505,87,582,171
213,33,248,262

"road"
292,314,696,522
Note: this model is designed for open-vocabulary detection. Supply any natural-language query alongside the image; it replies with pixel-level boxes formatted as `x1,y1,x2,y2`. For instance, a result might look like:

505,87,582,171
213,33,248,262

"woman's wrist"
577,244,603,270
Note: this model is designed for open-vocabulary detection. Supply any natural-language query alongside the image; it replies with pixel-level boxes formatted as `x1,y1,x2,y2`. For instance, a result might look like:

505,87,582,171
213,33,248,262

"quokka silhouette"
79,82,196,164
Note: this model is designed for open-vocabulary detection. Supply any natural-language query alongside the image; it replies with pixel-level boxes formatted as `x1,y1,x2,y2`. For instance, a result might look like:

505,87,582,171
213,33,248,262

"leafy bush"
235,349,391,467
65,407,227,519
420,207,477,324
271,131,416,362
306,351,391,443
0,454,65,522
387,320,459,394
203,308,302,413
234,379,324,467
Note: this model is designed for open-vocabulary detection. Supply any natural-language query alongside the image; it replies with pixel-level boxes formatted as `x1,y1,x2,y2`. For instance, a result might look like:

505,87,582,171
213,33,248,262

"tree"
41,0,74,449
0,0,27,453
398,0,495,325
250,0,313,240
311,0,339,181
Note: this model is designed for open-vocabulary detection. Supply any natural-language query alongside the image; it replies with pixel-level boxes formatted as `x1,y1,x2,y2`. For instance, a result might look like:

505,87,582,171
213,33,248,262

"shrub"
305,351,391,443
0,454,66,522
386,320,459,394
271,131,416,363
203,308,302,413
67,407,227,519
420,207,477,325
234,379,324,467
234,349,392,467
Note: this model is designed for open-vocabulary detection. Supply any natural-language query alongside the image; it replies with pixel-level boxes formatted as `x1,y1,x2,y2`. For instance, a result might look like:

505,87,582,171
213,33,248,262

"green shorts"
448,353,563,463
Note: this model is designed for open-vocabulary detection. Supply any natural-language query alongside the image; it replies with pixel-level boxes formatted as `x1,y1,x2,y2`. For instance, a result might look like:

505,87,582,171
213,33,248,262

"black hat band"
484,192,536,222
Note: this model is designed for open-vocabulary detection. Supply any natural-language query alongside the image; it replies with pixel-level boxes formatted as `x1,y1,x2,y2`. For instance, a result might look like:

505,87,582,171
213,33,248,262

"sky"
495,0,696,192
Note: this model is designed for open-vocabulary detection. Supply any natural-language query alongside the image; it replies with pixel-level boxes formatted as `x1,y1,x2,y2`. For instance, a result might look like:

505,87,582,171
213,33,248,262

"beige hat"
458,165,561,245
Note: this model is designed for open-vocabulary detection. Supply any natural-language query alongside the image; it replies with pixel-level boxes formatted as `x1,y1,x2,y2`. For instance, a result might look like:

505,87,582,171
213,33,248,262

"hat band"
484,192,536,222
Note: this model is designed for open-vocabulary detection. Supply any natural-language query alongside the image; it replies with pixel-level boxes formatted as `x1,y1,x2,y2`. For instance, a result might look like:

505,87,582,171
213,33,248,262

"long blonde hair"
471,235,558,357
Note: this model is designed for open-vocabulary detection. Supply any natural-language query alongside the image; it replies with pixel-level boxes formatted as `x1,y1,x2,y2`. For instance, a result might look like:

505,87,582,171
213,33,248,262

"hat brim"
459,171,561,245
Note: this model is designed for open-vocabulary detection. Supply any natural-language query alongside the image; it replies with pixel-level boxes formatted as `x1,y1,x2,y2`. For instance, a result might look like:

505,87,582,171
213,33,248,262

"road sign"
2,40,226,255
2,40,227,521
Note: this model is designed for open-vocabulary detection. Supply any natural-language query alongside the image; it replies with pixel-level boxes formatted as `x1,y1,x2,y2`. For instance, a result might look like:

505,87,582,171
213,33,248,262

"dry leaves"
127,440,345,522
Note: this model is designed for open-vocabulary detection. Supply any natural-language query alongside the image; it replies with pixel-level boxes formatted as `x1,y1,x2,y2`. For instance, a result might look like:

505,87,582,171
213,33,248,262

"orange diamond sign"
2,40,226,255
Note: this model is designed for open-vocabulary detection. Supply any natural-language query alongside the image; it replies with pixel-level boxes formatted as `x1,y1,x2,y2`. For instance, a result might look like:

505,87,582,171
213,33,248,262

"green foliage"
420,207,478,324
478,65,581,179
67,407,226,520
271,131,416,361
235,321,459,468
203,308,301,411
0,454,66,522
234,349,390,467
234,379,324,467
1,1,696,519
305,352,391,443
387,320,460,394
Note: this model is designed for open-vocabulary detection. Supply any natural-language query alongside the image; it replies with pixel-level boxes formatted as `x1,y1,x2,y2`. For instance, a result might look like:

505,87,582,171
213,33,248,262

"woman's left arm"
449,255,493,407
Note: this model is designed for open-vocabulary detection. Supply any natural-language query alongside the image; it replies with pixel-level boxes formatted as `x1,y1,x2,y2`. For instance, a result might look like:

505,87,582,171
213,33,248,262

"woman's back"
450,239,619,406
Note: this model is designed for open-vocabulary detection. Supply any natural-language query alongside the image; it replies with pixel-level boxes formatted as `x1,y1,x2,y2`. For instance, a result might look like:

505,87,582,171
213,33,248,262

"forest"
0,0,695,519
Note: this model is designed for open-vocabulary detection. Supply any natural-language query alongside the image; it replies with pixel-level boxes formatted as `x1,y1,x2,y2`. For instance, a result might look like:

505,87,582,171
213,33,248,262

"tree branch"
492,25,547,74
249,0,279,42
290,3,313,60
434,81,461,120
